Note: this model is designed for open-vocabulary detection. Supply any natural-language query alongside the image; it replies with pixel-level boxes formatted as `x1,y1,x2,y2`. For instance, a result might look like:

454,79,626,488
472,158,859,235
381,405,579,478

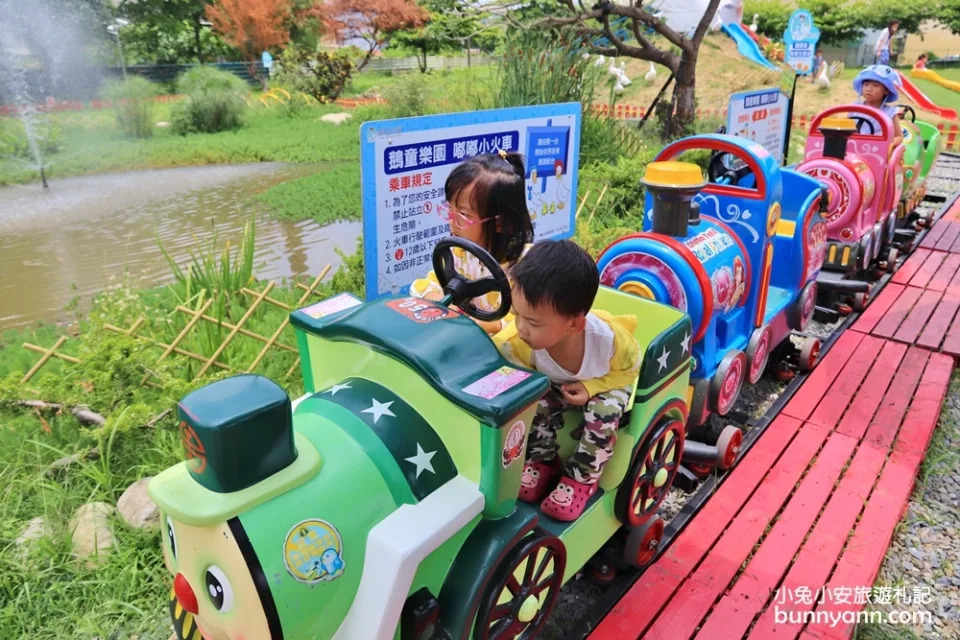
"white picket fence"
361,55,494,72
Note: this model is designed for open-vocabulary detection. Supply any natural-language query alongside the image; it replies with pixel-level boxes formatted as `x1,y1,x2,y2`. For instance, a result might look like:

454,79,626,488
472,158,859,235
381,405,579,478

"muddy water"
0,163,361,331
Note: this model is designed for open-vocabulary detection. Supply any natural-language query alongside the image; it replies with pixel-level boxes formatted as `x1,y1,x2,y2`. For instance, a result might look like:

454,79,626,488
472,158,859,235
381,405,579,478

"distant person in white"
875,20,899,65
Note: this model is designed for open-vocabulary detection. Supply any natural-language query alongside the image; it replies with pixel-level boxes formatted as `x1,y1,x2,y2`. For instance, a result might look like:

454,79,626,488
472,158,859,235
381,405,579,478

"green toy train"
151,238,692,640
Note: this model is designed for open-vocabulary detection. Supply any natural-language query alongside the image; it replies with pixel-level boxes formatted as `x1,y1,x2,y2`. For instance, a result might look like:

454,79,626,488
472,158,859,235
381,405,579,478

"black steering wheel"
853,117,876,135
708,151,753,186
898,104,916,123
432,236,511,322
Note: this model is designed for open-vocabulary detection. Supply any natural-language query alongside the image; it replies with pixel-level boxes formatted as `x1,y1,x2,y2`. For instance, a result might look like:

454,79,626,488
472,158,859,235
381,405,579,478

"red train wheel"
624,516,664,569
799,338,821,372
715,426,743,470
617,417,684,528
474,533,566,640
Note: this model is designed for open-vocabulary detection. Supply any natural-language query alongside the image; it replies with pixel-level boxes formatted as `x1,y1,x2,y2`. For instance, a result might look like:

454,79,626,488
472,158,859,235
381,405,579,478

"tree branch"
17,400,106,427
690,0,723,49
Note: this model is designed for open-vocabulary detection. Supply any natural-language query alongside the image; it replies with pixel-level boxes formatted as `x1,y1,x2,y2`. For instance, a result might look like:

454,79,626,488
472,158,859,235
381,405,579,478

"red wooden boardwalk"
853,197,960,359
588,332,954,640
919,197,960,253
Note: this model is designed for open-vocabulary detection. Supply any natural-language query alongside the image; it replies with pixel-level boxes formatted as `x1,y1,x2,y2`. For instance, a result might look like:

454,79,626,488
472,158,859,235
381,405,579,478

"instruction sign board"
783,9,821,75
727,88,790,165
360,103,581,300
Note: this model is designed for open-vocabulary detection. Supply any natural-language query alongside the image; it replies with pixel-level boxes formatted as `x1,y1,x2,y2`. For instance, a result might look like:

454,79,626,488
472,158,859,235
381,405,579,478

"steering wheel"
432,236,511,322
852,117,876,135
708,151,753,186
898,104,916,123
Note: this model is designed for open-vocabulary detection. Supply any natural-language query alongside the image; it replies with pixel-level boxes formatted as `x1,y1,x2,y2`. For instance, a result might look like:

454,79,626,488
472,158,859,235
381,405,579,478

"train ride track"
560,152,960,640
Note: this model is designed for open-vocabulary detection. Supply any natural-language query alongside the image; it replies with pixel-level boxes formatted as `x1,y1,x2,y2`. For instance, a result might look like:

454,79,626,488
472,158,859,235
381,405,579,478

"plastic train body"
597,134,827,429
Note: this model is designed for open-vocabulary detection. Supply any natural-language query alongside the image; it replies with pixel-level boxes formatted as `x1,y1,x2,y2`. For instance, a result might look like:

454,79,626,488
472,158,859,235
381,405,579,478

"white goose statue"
645,62,657,83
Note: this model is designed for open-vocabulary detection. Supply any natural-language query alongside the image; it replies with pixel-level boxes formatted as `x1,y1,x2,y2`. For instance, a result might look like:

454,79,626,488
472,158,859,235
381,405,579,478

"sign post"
726,88,791,165
783,9,821,76
359,103,582,301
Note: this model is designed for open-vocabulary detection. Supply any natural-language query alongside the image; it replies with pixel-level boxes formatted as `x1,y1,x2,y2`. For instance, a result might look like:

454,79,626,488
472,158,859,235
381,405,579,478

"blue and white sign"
261,51,273,69
783,9,820,75
360,103,581,300
727,88,790,164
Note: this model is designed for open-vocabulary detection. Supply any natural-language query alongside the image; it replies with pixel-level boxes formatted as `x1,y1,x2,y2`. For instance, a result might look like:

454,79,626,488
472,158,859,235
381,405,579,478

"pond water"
0,163,361,331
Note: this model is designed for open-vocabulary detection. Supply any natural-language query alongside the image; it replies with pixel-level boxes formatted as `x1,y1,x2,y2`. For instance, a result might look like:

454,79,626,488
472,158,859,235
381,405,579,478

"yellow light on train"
619,282,655,299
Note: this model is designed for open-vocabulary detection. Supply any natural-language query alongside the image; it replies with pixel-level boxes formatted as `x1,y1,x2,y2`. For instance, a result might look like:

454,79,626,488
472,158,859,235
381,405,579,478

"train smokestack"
641,161,706,238
818,116,858,160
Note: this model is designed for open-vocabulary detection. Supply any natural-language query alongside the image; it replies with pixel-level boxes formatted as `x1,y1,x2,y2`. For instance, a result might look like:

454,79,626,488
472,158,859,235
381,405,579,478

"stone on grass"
70,501,116,567
117,477,158,529
320,112,352,125
45,447,99,477
13,516,49,562
156,121,171,128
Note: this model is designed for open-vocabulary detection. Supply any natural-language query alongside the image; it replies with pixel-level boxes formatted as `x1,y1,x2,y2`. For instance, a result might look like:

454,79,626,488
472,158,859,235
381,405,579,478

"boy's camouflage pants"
526,385,631,484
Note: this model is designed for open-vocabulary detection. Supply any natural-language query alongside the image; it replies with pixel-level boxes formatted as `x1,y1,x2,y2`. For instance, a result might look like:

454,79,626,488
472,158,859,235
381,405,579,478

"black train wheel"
473,532,566,640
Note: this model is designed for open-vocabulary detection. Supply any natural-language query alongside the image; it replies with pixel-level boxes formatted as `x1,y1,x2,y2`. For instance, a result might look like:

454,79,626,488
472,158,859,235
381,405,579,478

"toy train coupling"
672,465,706,493
817,278,870,293
643,161,706,237
814,305,840,324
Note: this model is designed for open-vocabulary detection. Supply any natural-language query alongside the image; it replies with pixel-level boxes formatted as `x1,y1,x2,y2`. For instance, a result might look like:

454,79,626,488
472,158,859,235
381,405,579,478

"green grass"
855,621,925,640
256,161,361,224
909,76,960,112
0,227,369,637
341,69,404,97
0,102,371,186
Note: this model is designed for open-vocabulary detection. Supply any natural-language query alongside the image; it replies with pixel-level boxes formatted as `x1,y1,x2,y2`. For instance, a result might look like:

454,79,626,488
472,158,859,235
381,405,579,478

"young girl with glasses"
409,150,534,334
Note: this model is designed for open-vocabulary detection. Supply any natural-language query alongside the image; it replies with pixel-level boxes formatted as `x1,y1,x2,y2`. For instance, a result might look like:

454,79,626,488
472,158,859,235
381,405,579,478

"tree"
327,0,428,70
855,1,935,38
390,0,499,72
277,45,352,102
118,0,224,63
206,0,294,88
522,0,722,138
792,1,868,46
743,0,792,41
943,0,960,35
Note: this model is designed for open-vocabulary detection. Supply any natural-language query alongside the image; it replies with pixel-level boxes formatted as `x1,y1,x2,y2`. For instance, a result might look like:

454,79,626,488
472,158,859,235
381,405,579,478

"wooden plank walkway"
918,197,960,253
588,328,953,640
854,207,960,358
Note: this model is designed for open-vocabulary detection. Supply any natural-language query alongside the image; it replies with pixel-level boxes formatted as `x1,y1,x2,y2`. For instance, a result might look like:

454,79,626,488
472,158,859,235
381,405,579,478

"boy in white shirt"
494,240,641,521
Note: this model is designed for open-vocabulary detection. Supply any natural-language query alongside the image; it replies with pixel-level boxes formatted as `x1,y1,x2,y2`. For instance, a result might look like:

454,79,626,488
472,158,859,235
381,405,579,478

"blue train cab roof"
291,295,550,426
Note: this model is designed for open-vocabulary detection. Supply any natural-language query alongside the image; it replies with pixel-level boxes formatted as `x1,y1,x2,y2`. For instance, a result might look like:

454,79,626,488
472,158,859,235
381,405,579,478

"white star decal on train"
657,346,671,372
327,383,352,395
680,332,691,355
361,398,396,424
405,443,437,478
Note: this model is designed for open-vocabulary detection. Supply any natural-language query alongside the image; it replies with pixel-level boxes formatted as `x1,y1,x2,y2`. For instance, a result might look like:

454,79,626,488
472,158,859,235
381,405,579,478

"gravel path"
860,376,960,639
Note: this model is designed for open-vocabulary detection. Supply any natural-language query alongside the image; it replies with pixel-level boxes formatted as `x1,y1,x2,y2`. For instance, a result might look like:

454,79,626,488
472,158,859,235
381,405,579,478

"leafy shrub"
494,27,630,164
382,73,431,117
743,0,792,41
277,46,353,104
171,66,249,135
0,115,62,158
103,76,161,139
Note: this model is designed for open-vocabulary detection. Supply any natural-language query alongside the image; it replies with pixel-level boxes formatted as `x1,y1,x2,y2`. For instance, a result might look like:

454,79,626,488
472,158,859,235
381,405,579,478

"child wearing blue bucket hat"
852,65,903,147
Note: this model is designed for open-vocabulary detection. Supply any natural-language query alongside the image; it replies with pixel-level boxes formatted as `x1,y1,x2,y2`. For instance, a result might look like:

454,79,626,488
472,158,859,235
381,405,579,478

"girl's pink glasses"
437,202,498,229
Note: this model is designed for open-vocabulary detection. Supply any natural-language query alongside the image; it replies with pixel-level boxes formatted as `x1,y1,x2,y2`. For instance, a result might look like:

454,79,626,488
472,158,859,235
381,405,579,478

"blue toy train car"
597,135,827,429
